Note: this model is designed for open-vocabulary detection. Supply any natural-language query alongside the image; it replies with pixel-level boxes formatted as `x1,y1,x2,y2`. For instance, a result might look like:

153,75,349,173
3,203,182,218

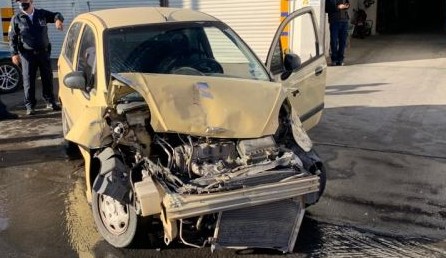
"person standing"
9,0,64,115
326,0,350,66
0,97,18,120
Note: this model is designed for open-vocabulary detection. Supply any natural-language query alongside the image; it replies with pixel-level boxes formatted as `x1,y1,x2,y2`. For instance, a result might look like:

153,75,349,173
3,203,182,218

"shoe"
46,103,61,111
0,112,18,120
26,108,36,115
337,62,345,66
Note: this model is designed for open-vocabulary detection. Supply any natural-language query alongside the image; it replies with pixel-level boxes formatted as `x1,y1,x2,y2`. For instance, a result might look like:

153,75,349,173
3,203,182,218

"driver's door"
266,6,326,130
58,22,106,148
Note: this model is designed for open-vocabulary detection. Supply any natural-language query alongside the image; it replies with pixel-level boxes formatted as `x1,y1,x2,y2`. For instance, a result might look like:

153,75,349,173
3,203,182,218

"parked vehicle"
58,7,327,252
0,42,22,94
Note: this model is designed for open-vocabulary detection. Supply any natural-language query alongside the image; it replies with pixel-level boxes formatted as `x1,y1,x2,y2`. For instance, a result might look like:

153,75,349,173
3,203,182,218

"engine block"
173,141,238,176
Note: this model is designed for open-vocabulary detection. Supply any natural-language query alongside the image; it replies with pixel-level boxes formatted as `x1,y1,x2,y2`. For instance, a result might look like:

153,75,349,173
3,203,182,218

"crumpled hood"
111,73,286,138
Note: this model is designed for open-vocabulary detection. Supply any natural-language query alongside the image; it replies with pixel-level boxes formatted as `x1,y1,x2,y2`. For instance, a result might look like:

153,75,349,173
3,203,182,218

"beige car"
58,7,327,252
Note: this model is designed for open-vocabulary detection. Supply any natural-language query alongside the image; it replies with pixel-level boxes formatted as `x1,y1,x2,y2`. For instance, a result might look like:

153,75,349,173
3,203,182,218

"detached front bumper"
163,175,319,220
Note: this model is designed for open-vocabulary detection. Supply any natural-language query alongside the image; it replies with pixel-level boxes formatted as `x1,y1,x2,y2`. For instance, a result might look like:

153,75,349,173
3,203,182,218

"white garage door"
169,0,280,62
12,0,160,58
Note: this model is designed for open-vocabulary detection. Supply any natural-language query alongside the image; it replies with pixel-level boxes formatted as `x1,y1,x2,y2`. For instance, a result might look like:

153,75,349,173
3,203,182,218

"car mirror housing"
281,53,302,80
284,53,301,72
63,71,86,90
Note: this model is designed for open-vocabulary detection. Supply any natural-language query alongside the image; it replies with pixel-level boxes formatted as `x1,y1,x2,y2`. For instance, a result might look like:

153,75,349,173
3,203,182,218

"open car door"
266,6,327,131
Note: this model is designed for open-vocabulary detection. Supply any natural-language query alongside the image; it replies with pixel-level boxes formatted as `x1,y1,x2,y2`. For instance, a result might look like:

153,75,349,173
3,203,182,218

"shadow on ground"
325,82,388,95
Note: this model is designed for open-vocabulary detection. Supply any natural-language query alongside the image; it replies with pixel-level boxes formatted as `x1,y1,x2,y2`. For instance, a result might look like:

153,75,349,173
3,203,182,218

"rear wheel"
92,176,138,248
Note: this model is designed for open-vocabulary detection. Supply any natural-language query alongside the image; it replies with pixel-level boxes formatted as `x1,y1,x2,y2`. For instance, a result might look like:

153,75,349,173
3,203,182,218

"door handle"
315,66,324,76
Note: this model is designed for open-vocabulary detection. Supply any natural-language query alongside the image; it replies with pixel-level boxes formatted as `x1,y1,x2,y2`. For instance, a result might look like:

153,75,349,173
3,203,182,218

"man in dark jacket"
326,0,350,66
9,0,64,115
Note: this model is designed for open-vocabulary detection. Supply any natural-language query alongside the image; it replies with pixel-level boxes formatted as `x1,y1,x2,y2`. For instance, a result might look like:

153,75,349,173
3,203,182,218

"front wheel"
305,163,327,207
297,149,326,207
91,178,138,248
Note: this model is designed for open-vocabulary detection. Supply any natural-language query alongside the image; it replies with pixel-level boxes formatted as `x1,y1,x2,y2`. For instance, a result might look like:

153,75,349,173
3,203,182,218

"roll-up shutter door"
85,0,160,11
12,0,160,58
169,0,280,62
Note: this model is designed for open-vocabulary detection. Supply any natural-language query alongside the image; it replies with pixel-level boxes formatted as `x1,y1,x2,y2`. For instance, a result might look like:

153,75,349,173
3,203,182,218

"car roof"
76,7,220,29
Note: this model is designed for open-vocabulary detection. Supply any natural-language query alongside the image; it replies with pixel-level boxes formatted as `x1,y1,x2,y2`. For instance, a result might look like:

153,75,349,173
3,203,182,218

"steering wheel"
188,58,224,74
171,67,205,76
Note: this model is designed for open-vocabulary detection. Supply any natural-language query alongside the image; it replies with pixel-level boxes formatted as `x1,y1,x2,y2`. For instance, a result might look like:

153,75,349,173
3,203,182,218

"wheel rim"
98,194,130,235
0,64,20,92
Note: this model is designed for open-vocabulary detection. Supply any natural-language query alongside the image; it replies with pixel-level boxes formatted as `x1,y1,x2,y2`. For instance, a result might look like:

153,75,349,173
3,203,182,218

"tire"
295,148,326,207
305,165,327,207
305,163,327,207
315,164,327,201
0,60,22,94
62,108,81,159
92,175,139,248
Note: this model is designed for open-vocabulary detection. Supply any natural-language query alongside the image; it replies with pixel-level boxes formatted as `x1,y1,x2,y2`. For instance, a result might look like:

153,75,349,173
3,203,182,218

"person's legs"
38,51,59,110
337,21,349,65
329,22,340,64
21,52,38,114
329,22,340,65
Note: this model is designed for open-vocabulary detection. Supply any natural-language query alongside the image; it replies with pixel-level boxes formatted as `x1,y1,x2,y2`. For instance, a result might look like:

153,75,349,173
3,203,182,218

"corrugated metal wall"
86,0,159,11
8,1,327,60
11,0,160,58
169,0,280,62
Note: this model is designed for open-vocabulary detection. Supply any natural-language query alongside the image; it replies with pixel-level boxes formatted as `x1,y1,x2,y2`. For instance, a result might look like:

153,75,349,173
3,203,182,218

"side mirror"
63,71,86,90
281,54,301,80
284,53,301,72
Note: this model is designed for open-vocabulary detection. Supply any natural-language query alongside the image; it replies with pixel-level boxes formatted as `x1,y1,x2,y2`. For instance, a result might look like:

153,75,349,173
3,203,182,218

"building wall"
169,0,280,62
169,0,325,62
9,0,161,58
2,0,327,59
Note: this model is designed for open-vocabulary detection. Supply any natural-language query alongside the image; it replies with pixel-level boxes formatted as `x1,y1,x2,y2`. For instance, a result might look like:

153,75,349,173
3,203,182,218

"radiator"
212,198,305,253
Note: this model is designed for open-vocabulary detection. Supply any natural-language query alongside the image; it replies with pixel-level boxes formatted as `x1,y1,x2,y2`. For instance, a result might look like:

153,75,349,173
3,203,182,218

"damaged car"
58,7,327,253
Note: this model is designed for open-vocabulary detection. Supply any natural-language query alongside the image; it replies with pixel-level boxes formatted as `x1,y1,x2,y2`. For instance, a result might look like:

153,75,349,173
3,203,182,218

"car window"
270,42,284,75
286,13,317,65
203,27,268,81
76,26,97,91
63,22,82,65
106,22,270,81
269,12,318,76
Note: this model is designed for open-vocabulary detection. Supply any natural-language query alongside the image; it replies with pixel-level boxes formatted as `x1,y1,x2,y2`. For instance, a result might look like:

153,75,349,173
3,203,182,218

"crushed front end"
89,74,325,252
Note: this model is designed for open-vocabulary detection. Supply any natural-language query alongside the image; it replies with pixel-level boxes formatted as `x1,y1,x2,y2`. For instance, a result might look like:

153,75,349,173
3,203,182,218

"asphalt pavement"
307,33,446,255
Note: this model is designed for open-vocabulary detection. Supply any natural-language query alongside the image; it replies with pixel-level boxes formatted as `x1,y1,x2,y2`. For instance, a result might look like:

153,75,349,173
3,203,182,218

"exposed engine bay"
91,92,325,252
101,95,318,194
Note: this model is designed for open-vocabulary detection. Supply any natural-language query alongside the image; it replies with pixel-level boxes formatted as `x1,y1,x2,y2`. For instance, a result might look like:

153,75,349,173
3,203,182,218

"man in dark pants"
0,97,18,120
326,0,350,66
9,0,64,115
